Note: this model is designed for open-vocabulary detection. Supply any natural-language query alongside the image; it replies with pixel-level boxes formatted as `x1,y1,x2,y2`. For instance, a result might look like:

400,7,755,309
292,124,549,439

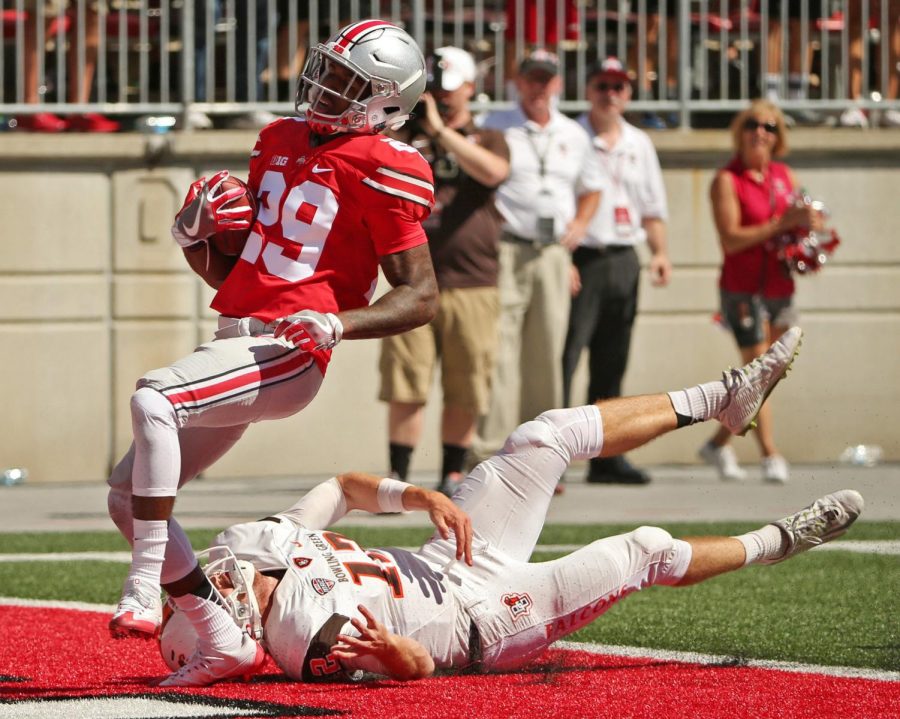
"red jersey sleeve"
355,136,434,256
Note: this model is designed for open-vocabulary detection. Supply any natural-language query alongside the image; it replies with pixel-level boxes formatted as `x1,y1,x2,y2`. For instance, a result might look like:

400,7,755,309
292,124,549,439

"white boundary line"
553,641,900,683
1,597,896,683
0,540,897,564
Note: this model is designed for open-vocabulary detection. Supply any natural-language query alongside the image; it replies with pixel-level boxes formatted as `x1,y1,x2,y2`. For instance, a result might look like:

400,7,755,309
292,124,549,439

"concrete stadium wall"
0,129,897,484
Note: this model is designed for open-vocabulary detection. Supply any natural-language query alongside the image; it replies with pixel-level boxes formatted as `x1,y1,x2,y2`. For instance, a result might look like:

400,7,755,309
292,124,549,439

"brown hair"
729,99,789,158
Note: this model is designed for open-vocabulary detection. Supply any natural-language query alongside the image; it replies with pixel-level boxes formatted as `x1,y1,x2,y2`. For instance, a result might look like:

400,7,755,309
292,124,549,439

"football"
211,175,258,256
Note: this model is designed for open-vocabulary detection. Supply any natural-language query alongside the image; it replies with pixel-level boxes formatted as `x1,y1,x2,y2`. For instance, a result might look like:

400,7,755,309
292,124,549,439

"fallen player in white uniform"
158,327,864,684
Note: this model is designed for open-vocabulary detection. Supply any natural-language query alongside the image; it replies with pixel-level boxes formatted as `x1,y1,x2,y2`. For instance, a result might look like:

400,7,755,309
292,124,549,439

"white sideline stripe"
0,540,897,564
0,597,894,684
554,641,900,683
0,596,116,612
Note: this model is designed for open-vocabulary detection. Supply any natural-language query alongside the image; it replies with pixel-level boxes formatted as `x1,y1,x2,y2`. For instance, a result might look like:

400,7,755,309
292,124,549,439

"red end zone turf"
0,606,897,719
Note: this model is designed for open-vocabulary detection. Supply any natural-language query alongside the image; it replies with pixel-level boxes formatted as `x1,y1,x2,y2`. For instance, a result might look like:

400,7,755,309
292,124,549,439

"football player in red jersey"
106,20,440,686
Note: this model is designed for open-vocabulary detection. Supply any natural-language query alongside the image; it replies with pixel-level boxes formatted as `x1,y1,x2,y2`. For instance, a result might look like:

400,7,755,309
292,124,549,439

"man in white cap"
380,47,511,496
474,50,604,468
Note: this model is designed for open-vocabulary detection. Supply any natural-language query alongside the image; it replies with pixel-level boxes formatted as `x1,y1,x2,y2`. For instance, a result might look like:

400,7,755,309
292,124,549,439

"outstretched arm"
280,473,473,565
331,605,435,681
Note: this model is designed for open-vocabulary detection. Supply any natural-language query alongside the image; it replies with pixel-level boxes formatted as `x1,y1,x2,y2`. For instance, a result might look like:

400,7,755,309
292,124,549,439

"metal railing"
1,1,898,129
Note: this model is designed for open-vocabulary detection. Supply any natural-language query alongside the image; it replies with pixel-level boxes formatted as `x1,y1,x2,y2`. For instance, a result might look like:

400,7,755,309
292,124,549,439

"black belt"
501,232,556,249
575,244,634,256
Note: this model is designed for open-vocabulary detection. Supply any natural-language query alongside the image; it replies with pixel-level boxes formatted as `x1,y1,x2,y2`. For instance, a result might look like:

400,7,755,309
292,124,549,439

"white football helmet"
158,546,263,671
296,19,426,134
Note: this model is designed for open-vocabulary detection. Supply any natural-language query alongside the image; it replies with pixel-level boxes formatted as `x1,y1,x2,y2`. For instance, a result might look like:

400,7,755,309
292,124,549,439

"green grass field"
1,522,897,672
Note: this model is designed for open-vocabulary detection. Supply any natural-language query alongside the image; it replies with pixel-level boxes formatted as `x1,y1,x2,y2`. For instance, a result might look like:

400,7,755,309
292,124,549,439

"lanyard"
524,126,554,180
597,145,627,196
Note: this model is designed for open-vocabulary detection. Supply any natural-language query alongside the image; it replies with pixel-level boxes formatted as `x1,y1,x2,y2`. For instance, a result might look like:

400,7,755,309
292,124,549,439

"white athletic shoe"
699,441,747,481
159,634,267,687
109,589,162,639
762,454,790,484
759,489,864,565
839,106,868,128
718,327,802,436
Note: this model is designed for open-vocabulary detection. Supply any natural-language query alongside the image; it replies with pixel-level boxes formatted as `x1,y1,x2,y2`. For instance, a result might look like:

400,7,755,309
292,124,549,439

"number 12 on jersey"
323,532,405,599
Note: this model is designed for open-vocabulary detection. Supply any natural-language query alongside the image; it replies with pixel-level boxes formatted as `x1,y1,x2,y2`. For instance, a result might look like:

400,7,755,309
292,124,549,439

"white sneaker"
718,327,803,436
699,441,747,481
839,106,869,128
759,489,864,564
882,109,900,128
109,588,162,639
159,633,267,687
761,454,790,483
226,110,280,130
185,110,213,130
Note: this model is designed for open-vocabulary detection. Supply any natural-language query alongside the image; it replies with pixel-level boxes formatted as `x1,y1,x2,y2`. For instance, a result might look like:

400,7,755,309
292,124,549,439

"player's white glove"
273,310,344,351
171,170,254,249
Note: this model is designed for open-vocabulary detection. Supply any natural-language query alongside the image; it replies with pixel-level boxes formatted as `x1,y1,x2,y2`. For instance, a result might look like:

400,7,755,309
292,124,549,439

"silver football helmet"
158,546,263,671
296,19,426,134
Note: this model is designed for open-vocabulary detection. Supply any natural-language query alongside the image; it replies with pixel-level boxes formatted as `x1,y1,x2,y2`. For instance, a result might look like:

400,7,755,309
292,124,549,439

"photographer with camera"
379,47,511,496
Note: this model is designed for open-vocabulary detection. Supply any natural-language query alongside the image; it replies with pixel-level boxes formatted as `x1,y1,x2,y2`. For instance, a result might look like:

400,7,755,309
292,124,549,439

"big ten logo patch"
502,593,533,622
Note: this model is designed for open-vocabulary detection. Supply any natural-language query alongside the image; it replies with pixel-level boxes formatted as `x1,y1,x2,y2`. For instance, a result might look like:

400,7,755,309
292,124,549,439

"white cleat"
699,441,747,481
718,327,802,436
109,589,162,640
760,489,864,565
159,634,267,687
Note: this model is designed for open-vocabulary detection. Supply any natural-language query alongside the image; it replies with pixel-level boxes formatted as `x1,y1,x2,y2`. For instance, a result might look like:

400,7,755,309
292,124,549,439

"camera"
406,55,444,137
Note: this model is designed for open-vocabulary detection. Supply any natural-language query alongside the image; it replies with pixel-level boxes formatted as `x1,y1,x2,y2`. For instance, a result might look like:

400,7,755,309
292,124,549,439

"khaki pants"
473,240,571,460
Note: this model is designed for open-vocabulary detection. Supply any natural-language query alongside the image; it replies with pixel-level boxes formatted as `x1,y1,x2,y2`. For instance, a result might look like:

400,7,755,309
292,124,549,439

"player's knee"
631,526,691,586
130,386,177,430
534,407,603,461
501,417,556,454
632,526,674,555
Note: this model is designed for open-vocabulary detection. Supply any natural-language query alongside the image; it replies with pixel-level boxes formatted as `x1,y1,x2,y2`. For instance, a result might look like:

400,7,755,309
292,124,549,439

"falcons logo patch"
293,557,312,569
502,593,533,622
311,578,335,596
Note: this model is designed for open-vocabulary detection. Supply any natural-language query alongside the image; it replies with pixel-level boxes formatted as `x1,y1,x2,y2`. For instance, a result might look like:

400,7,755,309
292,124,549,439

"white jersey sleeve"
276,477,347,530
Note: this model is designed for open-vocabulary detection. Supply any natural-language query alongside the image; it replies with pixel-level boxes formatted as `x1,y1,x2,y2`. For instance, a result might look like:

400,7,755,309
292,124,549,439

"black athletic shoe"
586,456,651,485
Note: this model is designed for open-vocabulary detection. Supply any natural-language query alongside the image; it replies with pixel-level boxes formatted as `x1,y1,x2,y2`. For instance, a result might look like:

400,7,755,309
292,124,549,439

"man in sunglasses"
562,57,671,486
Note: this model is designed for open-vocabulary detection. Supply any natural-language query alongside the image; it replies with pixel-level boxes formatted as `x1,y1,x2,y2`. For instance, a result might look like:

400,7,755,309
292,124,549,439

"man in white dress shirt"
474,50,604,465
562,57,672,485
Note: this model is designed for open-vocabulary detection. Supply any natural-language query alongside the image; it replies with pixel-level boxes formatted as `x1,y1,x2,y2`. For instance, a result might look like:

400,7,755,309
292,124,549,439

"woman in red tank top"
699,100,823,484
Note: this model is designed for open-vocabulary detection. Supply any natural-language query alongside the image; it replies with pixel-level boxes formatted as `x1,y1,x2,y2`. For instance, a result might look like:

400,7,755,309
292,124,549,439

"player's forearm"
338,286,436,339
337,473,443,516
336,472,392,514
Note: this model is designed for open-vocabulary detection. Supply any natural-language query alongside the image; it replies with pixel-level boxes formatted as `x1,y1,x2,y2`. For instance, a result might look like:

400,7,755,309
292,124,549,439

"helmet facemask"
198,545,264,641
297,46,397,134
158,546,264,671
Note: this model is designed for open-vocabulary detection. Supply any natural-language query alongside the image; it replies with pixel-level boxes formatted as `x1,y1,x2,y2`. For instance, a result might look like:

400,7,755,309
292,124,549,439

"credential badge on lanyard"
526,126,556,243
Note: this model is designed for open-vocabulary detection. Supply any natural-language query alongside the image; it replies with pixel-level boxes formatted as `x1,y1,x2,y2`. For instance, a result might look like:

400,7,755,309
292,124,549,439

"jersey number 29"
240,171,338,282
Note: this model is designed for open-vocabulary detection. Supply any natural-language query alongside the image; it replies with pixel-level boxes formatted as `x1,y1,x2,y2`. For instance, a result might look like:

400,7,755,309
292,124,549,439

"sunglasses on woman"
743,118,778,134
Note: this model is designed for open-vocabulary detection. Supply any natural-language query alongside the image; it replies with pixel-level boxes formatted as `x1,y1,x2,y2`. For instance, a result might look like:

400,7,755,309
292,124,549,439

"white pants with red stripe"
107,333,324,581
